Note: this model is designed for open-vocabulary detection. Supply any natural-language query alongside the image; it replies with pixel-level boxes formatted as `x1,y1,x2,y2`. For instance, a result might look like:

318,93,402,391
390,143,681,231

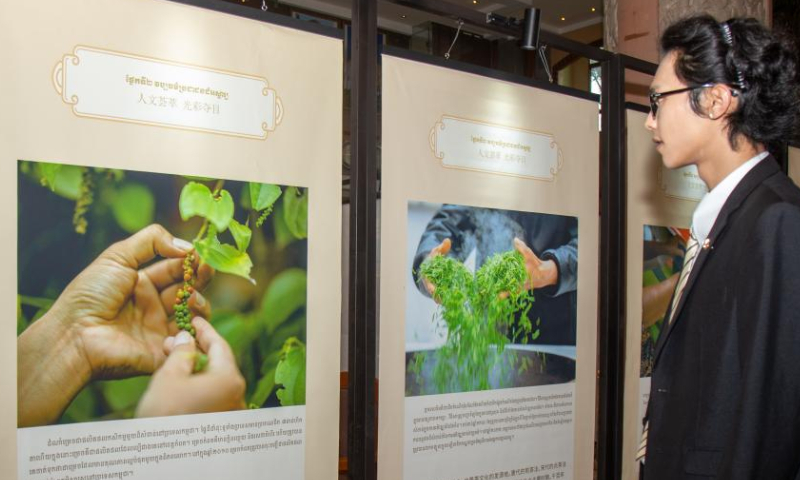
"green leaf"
260,349,283,375
249,367,276,408
35,163,84,200
650,324,661,343
213,312,258,360
259,269,307,333
249,183,282,212
208,190,235,232
18,295,55,310
181,175,216,182
101,377,150,411
38,163,61,190
17,296,27,336
61,386,97,424
229,219,252,252
264,316,306,357
272,202,295,249
179,182,213,220
194,237,253,281
282,187,308,239
111,183,155,233
240,188,252,210
179,182,234,232
32,307,49,323
275,338,306,406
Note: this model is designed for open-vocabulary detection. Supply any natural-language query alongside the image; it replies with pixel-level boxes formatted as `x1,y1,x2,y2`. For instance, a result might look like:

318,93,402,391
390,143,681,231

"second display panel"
378,54,600,480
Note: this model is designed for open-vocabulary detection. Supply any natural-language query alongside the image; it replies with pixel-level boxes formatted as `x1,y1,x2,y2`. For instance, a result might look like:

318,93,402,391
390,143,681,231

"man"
640,15,800,479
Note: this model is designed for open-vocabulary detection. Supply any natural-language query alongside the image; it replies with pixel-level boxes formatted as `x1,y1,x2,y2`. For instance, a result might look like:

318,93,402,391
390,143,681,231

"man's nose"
644,110,656,131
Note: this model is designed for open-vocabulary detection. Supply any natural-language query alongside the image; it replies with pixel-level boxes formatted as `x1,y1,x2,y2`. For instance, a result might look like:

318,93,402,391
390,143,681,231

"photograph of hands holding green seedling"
406,202,577,396
17,161,308,426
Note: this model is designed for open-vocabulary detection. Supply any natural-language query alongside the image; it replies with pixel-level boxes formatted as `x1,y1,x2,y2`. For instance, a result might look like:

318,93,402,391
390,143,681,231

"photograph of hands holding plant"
405,202,578,397
17,160,308,427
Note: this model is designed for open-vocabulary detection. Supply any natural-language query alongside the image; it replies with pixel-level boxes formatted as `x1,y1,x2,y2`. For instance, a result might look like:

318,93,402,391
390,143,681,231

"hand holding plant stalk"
176,180,285,372
422,238,452,301
415,247,537,393
512,237,559,292
17,224,212,427
137,317,246,418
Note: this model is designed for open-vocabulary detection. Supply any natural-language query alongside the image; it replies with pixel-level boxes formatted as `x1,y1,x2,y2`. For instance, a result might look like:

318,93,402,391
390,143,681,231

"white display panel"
379,55,600,480
0,1,342,479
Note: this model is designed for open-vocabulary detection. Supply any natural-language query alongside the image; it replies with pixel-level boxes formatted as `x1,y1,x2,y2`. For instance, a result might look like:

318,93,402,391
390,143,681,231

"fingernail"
173,238,193,251
192,316,207,327
194,291,206,307
174,331,193,347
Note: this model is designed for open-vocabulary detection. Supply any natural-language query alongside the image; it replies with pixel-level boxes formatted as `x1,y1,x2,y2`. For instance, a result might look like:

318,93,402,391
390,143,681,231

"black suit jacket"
643,158,800,480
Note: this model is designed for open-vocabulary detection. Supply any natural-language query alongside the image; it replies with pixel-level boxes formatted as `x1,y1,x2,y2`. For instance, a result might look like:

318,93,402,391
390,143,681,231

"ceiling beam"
382,0,612,61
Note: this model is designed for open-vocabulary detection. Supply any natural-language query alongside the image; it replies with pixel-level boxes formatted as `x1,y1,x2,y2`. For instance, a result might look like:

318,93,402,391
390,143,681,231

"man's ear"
705,84,737,120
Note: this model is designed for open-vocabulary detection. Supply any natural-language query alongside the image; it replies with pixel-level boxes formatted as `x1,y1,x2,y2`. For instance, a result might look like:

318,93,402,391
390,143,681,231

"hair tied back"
721,21,748,90
721,22,734,46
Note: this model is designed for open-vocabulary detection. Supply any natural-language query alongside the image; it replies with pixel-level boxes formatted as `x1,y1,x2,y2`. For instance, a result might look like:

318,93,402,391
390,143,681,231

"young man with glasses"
639,15,800,480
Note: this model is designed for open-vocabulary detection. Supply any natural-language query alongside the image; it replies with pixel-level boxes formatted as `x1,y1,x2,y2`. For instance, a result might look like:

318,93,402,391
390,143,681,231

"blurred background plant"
17,160,308,423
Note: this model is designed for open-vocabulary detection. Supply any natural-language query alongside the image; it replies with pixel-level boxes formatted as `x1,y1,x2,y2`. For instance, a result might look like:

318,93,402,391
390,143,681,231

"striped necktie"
636,230,700,464
666,232,700,325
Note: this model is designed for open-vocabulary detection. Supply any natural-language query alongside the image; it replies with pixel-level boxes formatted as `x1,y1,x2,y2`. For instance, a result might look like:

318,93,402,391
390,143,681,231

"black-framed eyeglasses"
649,84,714,116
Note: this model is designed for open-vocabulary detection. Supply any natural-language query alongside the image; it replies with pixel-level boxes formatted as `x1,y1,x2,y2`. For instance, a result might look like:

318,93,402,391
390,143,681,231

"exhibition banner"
621,109,700,480
0,1,342,479
53,46,282,138
429,116,563,180
379,55,600,480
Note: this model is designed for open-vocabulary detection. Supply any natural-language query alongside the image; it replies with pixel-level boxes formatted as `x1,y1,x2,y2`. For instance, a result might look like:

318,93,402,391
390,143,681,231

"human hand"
136,317,246,417
513,237,558,291
423,238,451,300
60,224,213,378
642,273,679,328
643,236,684,259
18,224,212,427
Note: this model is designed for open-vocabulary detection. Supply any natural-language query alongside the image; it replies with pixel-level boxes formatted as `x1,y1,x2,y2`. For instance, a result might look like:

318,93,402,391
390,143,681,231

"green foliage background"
17,160,308,423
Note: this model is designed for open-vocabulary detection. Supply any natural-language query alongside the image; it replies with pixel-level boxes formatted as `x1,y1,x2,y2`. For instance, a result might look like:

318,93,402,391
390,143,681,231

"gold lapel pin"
702,238,712,250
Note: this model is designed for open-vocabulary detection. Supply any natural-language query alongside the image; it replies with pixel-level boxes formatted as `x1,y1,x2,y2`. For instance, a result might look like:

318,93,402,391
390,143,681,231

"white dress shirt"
692,151,770,245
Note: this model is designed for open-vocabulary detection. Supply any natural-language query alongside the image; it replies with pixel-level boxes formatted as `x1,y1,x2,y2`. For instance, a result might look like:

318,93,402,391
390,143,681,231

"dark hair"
661,15,800,153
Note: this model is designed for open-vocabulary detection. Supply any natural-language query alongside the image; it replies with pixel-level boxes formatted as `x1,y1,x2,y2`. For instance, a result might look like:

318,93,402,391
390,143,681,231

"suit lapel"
652,157,780,367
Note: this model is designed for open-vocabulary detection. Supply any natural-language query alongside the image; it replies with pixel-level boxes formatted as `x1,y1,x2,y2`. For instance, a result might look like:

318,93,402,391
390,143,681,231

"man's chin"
660,152,684,170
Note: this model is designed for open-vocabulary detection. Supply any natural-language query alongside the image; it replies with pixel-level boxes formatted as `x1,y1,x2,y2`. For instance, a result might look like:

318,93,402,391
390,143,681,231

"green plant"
174,252,197,336
176,179,308,407
176,180,287,372
274,337,306,406
412,251,537,394
18,161,310,422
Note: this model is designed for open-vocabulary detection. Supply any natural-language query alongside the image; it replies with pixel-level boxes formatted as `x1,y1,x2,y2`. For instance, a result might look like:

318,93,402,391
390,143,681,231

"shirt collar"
692,151,769,244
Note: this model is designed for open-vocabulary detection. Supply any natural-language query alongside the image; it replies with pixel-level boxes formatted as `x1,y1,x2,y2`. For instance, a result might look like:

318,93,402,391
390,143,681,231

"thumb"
430,238,451,257
514,237,536,259
440,238,451,255
105,224,192,270
157,331,197,377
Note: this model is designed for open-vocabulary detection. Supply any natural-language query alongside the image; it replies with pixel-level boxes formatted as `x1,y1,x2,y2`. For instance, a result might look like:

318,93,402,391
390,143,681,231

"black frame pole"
347,0,378,479
776,142,790,174
783,142,800,175
597,53,626,480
